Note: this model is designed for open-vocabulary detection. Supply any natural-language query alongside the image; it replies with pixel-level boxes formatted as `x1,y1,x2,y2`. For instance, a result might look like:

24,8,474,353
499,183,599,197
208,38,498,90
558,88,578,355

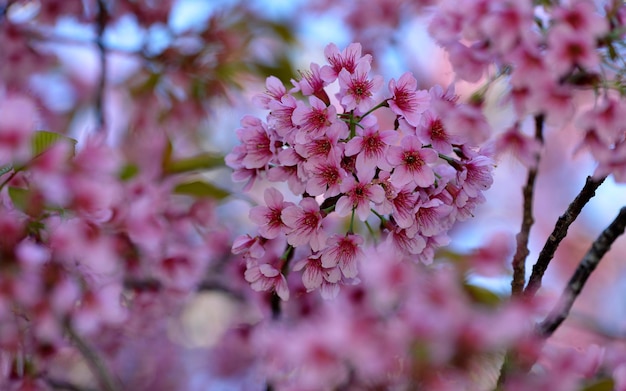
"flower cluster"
228,43,494,300
429,0,626,177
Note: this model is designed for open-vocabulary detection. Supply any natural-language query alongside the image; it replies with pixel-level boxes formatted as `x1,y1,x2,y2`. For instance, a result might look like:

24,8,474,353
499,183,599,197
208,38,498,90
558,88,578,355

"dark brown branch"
524,175,606,297
511,115,544,296
537,206,626,338
95,0,108,131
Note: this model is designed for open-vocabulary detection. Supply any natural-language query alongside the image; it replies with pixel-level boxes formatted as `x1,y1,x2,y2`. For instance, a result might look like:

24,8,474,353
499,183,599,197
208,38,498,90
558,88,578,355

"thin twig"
45,377,98,391
95,0,108,131
511,115,544,296
537,206,626,338
65,323,122,391
524,175,606,297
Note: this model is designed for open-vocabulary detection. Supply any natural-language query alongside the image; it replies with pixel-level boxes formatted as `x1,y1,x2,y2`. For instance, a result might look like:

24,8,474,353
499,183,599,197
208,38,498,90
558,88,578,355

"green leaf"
164,153,225,174
31,130,77,156
580,378,615,391
8,187,29,213
118,164,139,181
173,180,230,200
464,283,502,307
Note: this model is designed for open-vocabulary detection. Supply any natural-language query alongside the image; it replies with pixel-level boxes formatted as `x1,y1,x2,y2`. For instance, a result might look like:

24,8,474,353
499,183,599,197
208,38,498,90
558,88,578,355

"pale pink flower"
253,76,287,109
292,62,331,105
282,198,327,252
388,186,419,229
577,97,626,147
73,284,127,334
458,155,494,198
387,135,438,188
320,42,372,83
337,61,383,113
245,261,289,301
236,115,276,169
344,126,397,181
546,24,600,76
293,255,341,292
387,72,430,126
0,93,38,164
387,225,426,255
295,122,348,168
494,125,542,167
267,94,298,141
232,234,265,259
468,231,514,276
409,199,453,238
441,102,492,146
416,110,457,154
156,246,207,291
446,41,490,83
336,176,385,221
249,188,295,239
553,1,609,38
306,159,347,197
479,1,534,53
292,96,337,143
319,234,364,278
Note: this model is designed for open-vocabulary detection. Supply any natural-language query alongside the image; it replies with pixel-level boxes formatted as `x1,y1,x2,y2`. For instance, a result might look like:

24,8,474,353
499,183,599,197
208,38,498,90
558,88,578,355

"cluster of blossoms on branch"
227,42,495,301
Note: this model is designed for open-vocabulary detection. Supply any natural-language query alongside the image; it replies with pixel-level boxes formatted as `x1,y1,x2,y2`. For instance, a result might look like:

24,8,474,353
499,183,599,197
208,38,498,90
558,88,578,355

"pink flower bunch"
251,244,590,390
228,42,495,300
0,103,231,388
429,0,626,178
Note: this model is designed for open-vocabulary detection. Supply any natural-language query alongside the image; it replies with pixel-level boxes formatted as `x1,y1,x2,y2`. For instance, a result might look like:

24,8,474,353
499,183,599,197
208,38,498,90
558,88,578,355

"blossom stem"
438,153,462,170
358,100,389,120
349,208,356,234
370,209,386,223
364,220,377,243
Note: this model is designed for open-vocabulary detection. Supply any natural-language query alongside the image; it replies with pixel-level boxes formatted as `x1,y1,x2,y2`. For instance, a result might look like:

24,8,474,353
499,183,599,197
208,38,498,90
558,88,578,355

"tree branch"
537,206,626,338
95,0,108,131
45,377,98,391
524,175,606,297
65,323,122,391
511,115,544,296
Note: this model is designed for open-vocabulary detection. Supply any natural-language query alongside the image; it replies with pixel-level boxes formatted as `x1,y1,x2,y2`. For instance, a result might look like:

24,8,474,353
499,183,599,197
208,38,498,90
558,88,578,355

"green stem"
358,100,389,120
370,209,386,223
348,208,355,234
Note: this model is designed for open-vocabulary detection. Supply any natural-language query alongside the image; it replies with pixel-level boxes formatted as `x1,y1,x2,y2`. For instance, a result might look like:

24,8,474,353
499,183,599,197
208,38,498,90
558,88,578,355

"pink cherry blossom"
249,188,295,239
335,176,385,221
387,72,430,126
282,198,327,252
245,261,290,301
320,42,372,83
292,96,338,143
253,76,287,109
305,158,347,197
416,110,457,154
319,234,364,278
546,24,600,77
337,61,383,113
495,124,542,167
387,135,438,188
295,122,348,168
292,62,331,105
344,125,397,180
293,255,342,293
